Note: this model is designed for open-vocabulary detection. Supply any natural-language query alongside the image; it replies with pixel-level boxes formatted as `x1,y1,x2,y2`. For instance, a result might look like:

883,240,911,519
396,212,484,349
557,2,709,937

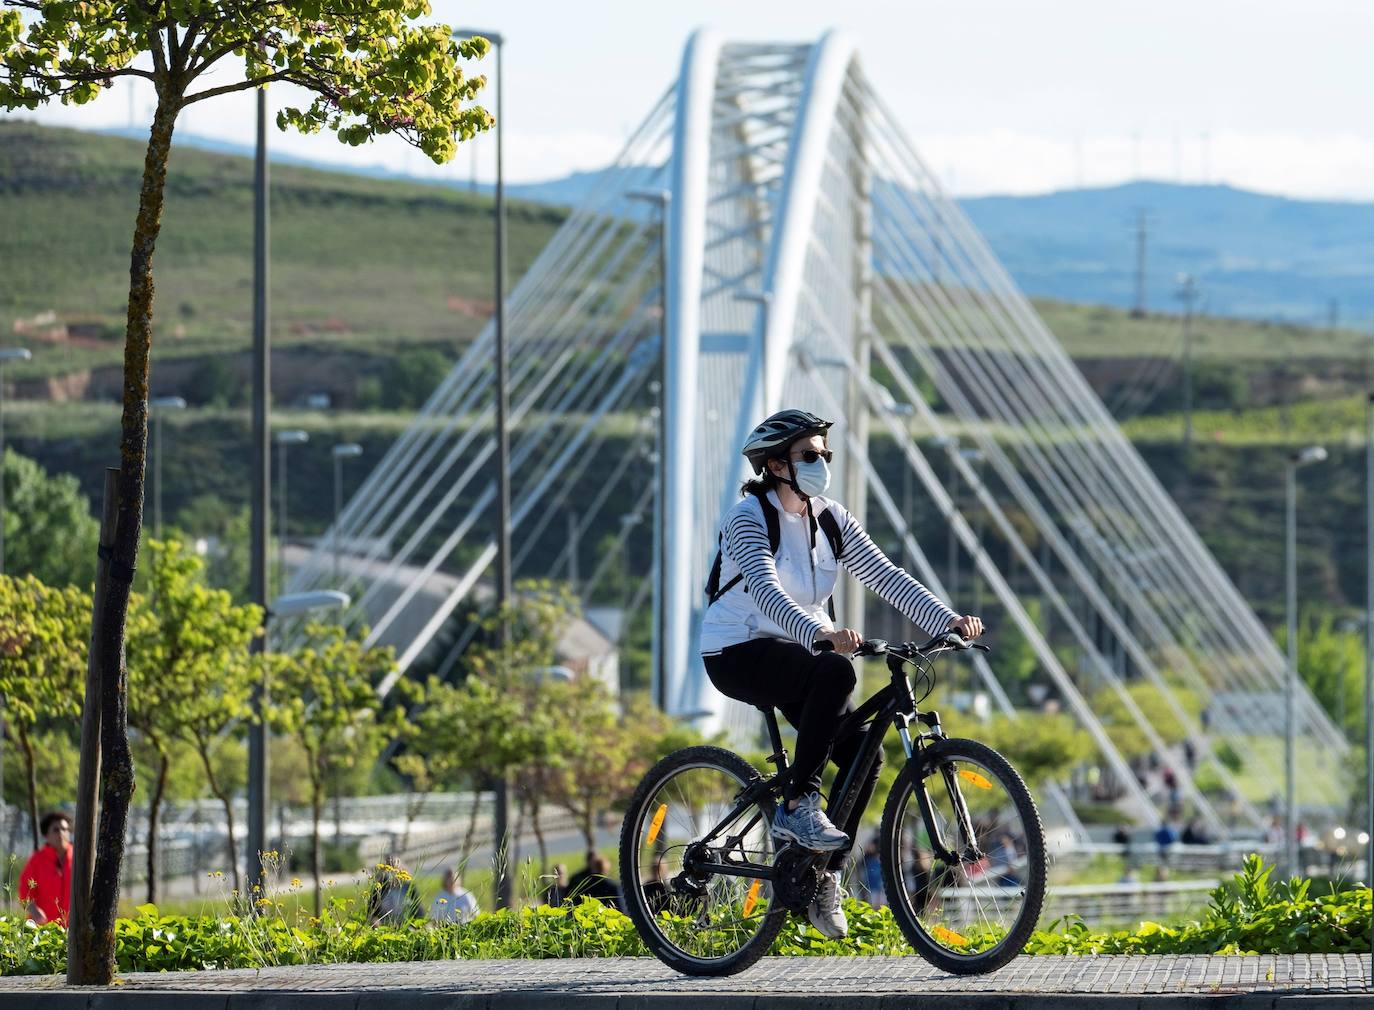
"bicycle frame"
682,640,982,883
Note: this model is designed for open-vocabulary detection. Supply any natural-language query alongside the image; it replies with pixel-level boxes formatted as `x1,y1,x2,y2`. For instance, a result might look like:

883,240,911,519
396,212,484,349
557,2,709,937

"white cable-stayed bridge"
279,30,1349,837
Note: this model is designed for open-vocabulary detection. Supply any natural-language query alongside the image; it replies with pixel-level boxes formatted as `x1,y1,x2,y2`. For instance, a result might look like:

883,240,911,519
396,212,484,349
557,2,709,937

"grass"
1034,299,1372,361
1122,392,1369,445
129,844,614,921
0,121,564,381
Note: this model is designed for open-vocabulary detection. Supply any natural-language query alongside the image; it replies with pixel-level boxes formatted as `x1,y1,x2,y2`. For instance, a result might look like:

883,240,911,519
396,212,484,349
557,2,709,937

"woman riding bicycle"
699,408,984,939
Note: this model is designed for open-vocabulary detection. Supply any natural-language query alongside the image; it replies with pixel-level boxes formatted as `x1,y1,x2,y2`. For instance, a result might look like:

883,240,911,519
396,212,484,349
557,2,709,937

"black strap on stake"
97,543,137,586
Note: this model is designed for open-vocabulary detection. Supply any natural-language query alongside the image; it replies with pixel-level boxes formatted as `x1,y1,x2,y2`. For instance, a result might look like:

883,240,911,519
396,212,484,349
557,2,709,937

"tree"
126,539,259,902
0,451,100,589
981,711,1095,789
0,575,89,848
268,623,401,916
125,540,260,894
1277,614,1366,742
1,3,492,983
407,671,533,865
549,675,649,851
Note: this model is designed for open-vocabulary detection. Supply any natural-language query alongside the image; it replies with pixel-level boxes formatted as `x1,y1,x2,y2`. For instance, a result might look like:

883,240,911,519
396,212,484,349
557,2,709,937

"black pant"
704,638,884,870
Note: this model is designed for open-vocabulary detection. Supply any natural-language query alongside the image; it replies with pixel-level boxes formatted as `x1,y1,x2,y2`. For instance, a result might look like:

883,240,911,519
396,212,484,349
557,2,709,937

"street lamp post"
959,446,985,613
1366,392,1374,897
1285,444,1327,877
274,430,309,601
0,347,33,574
452,25,511,909
247,82,272,899
150,396,187,538
331,443,363,583
627,188,671,711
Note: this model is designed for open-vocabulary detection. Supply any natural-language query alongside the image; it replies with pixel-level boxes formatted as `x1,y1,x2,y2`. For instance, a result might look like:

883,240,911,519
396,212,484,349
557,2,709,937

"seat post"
760,707,788,771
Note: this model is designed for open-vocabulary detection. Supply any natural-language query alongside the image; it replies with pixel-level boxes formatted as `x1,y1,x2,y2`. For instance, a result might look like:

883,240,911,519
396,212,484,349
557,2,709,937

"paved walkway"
1,955,1369,1008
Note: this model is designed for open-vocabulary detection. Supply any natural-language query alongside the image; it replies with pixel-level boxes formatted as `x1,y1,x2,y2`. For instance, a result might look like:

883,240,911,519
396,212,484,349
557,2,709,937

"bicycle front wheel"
880,737,1045,974
619,745,784,976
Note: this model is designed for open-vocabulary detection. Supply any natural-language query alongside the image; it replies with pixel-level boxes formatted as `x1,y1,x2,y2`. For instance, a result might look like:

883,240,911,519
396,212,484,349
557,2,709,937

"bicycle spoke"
893,753,1032,956
627,758,777,964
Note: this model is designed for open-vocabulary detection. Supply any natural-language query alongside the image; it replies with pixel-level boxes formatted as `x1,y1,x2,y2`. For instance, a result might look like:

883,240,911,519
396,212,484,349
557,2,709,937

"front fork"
899,711,982,867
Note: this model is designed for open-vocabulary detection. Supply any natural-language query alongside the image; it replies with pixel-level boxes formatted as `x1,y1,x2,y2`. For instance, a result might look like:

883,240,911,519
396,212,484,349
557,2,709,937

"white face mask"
791,457,831,497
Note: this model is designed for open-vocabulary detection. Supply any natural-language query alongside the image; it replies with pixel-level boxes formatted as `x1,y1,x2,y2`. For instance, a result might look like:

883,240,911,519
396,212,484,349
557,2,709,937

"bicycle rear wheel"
880,737,1045,974
619,745,784,976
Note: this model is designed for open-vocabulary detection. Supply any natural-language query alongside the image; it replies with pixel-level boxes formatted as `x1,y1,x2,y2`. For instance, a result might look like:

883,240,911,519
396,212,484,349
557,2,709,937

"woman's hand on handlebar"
816,628,863,656
947,614,985,639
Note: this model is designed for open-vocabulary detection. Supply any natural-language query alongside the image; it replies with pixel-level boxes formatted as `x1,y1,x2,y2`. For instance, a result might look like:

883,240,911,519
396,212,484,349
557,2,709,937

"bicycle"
618,632,1046,976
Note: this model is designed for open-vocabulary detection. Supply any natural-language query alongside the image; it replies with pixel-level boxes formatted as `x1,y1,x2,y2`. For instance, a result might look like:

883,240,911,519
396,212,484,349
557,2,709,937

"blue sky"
7,0,1371,199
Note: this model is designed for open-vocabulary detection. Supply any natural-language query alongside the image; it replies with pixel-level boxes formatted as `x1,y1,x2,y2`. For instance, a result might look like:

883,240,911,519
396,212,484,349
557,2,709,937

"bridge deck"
2,955,1369,1008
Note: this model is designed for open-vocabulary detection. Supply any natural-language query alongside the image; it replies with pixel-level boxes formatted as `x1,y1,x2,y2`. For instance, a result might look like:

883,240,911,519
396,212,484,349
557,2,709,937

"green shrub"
4,857,1367,975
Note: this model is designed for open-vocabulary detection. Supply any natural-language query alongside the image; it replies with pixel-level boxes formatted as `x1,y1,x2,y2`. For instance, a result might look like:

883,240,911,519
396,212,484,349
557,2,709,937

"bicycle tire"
619,745,786,976
879,736,1046,974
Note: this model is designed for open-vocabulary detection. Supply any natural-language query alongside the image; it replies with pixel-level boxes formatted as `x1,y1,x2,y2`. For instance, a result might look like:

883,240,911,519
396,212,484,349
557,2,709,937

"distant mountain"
92,126,1374,329
960,181,1374,329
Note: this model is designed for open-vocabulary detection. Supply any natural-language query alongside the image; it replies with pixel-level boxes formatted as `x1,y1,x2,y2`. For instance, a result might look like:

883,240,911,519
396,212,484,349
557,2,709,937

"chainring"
772,845,821,913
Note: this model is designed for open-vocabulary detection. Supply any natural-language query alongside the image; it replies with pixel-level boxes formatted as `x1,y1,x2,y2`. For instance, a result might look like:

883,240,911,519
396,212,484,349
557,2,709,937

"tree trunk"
73,88,181,985
145,751,169,905
311,788,323,918
530,798,549,877
580,800,595,852
460,781,484,864
18,727,37,852
200,753,241,895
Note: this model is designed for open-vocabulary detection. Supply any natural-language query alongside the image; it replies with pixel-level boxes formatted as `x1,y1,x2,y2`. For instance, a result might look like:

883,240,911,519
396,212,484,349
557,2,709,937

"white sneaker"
771,793,850,852
808,870,849,939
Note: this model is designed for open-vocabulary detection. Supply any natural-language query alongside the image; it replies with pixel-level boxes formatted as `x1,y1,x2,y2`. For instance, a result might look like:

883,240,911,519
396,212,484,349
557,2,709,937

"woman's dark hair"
39,811,70,835
739,465,783,498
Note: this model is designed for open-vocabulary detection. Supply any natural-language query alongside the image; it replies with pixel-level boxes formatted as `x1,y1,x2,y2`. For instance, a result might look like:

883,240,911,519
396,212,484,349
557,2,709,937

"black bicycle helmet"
741,408,833,474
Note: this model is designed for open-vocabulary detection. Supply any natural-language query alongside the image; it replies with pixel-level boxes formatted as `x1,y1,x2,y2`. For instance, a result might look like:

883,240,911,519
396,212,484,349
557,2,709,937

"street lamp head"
451,27,503,46
150,396,187,410
332,442,364,459
1292,445,1328,467
0,348,32,362
275,429,309,446
269,589,350,618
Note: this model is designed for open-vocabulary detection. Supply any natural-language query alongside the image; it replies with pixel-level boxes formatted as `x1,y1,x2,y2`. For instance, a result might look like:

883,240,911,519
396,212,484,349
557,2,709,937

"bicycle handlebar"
813,632,990,657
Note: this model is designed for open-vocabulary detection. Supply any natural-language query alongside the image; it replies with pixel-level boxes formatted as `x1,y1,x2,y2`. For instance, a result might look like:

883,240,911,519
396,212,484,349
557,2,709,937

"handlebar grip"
813,640,835,653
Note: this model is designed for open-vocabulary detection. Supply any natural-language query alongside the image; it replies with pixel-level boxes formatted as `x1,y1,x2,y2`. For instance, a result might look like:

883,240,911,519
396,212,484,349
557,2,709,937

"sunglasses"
790,449,833,464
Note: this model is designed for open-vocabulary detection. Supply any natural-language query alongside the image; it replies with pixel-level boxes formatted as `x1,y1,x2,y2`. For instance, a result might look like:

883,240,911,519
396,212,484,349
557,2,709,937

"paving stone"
0,955,1365,1007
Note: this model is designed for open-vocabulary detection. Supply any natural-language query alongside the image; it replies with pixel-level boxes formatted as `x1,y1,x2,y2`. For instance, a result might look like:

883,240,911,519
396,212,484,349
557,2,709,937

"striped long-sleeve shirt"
698,489,959,656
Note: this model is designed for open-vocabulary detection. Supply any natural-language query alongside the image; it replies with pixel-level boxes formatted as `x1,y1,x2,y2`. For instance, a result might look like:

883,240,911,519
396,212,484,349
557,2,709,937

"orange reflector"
932,924,970,947
959,769,993,790
646,804,668,845
742,880,761,917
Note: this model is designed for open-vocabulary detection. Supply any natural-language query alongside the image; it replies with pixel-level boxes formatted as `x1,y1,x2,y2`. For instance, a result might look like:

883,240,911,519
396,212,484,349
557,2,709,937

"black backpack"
704,488,845,617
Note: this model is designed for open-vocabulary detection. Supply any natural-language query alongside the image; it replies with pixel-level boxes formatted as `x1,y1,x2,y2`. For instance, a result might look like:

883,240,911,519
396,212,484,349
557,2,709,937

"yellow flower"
291,878,302,888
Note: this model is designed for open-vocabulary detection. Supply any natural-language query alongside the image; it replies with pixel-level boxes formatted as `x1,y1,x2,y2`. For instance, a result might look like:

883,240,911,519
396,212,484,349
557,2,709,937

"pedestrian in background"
429,867,480,923
20,812,72,926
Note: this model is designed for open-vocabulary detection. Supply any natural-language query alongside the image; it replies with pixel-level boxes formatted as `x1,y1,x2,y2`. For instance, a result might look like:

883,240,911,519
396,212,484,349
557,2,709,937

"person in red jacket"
19,812,73,926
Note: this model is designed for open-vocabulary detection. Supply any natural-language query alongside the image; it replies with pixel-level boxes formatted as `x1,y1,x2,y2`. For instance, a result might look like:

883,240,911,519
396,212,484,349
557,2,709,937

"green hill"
0,120,565,392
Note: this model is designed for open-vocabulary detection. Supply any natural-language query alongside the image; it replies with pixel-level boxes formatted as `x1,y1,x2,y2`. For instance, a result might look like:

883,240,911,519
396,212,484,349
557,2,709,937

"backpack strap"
816,506,844,563
816,505,845,623
705,488,782,605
